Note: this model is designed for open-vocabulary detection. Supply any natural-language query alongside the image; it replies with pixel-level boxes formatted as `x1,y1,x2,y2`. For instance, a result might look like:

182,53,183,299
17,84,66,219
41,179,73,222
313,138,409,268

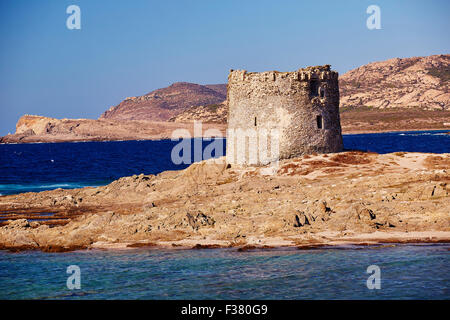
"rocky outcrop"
0,115,226,143
0,152,448,251
99,82,226,121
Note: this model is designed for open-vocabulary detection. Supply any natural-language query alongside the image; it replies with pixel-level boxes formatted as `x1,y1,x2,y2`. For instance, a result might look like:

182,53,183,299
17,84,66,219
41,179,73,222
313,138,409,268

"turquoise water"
0,244,448,299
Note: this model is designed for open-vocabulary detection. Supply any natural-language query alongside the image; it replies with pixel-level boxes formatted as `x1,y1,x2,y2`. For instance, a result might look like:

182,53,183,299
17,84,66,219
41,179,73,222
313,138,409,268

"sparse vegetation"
206,104,220,112
330,151,374,165
340,105,374,113
350,80,361,88
427,66,450,82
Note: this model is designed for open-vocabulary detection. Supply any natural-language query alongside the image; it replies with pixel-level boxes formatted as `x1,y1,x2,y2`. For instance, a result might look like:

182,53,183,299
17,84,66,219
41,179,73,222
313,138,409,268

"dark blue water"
0,245,448,299
343,130,450,154
0,130,448,196
0,138,225,195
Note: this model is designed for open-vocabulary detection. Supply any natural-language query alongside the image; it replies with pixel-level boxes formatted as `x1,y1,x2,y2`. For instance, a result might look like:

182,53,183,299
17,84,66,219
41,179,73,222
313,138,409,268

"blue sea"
0,130,448,196
0,245,448,299
0,130,449,300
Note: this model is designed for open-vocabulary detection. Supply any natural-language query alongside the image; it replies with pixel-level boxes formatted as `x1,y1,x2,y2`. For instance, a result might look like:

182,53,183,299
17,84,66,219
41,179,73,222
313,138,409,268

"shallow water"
0,244,448,299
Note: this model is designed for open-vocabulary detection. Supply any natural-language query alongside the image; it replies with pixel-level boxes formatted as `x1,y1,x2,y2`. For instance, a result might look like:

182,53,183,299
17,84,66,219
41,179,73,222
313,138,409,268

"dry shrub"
278,163,313,176
216,176,235,185
424,155,450,170
330,151,373,165
278,163,302,175
296,169,314,176
371,169,386,175
244,171,258,177
322,168,344,173
394,152,407,157
304,160,343,169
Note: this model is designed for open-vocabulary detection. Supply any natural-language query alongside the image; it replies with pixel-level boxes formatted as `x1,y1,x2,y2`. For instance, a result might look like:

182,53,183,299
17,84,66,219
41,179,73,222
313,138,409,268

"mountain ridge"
3,54,449,143
155,54,450,124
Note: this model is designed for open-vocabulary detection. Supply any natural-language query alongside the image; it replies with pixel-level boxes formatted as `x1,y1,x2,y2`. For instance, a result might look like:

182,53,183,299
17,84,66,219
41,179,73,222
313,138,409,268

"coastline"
1,151,449,253
3,233,449,253
1,126,448,145
90,231,450,251
342,128,450,135
2,108,450,144
2,229,449,253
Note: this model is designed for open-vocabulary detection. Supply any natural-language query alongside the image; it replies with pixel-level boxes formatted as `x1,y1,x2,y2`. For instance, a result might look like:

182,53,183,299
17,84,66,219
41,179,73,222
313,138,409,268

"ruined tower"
226,65,343,165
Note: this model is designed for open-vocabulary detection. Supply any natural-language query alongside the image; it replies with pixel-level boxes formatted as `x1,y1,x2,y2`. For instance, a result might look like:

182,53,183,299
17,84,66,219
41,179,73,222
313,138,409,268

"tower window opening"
319,87,325,98
310,80,319,97
254,117,257,126
317,115,323,129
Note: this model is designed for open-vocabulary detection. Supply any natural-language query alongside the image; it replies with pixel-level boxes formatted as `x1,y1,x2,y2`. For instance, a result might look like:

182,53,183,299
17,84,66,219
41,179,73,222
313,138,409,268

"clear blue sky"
0,0,449,135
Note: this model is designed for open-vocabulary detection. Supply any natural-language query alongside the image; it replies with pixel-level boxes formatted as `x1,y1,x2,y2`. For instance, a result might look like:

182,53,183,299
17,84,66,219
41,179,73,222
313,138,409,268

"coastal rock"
186,213,215,230
294,212,310,227
0,115,226,144
0,152,449,251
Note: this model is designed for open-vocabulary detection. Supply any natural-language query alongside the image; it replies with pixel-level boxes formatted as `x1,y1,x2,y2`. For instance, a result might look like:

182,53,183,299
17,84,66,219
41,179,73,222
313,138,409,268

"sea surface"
0,130,448,196
0,130,449,299
0,245,448,299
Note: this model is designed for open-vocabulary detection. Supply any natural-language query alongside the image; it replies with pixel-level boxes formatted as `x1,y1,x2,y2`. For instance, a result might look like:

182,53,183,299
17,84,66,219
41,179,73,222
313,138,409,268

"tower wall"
226,65,343,165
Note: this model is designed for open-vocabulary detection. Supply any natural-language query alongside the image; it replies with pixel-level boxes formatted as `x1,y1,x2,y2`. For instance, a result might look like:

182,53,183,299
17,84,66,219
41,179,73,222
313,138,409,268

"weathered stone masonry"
226,65,343,165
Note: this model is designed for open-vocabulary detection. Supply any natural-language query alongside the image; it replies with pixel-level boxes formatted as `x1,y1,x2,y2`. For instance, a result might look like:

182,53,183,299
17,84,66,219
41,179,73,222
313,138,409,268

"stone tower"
226,65,343,165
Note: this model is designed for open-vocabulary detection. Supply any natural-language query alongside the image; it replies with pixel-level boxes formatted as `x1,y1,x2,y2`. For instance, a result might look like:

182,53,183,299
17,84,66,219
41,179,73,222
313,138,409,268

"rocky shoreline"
0,151,449,252
0,115,227,144
2,110,450,144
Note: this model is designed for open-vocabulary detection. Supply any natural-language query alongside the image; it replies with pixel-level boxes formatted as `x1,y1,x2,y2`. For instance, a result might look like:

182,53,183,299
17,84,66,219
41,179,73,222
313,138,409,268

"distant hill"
4,54,449,144
204,84,227,97
154,54,450,124
99,82,227,121
339,54,449,110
